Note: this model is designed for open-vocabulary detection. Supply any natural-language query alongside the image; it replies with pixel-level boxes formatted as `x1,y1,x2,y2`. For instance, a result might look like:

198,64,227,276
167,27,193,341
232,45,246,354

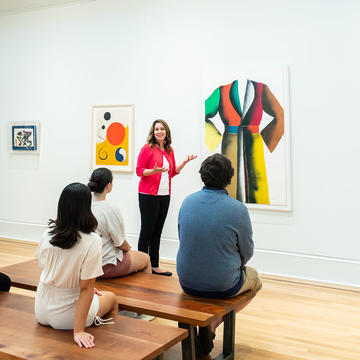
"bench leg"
178,322,196,360
214,310,236,360
153,355,164,360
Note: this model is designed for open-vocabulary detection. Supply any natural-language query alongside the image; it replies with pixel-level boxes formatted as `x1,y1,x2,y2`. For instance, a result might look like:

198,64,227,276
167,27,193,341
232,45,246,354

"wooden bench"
0,291,187,360
0,260,257,360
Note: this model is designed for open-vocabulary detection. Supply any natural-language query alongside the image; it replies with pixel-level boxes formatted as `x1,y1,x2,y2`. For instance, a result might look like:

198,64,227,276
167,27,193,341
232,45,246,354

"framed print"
92,104,134,172
203,67,291,211
10,123,39,152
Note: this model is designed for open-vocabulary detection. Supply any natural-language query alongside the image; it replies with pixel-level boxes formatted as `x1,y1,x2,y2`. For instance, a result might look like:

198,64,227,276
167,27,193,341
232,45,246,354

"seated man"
176,153,262,355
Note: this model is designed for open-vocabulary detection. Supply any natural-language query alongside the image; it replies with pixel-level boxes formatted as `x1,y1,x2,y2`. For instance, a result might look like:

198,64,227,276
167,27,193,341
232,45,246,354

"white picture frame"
92,104,134,172
202,67,291,211
9,122,40,153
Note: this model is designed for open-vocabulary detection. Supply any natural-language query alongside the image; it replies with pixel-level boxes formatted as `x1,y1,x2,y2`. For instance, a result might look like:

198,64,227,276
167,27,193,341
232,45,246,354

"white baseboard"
128,234,360,288
126,234,180,261
248,249,360,288
0,220,45,243
1,221,359,288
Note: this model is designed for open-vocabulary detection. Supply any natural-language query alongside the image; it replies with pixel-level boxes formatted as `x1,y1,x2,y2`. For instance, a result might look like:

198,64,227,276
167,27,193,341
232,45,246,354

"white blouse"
36,229,103,288
35,229,103,330
158,155,170,195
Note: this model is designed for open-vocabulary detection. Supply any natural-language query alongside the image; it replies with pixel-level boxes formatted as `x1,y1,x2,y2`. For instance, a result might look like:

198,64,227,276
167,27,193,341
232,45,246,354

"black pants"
0,272,11,292
138,193,170,267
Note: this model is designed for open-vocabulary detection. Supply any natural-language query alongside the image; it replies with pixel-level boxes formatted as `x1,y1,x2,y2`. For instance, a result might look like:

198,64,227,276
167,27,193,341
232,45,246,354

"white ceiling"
0,0,95,16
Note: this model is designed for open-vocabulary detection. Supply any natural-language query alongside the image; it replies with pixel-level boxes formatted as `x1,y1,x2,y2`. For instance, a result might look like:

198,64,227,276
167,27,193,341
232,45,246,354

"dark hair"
199,154,234,189
147,119,172,154
49,183,97,249
88,167,113,193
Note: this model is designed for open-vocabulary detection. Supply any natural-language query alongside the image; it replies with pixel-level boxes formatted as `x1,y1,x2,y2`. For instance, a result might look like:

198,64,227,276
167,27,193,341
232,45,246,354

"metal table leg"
178,322,196,360
214,310,236,360
153,355,164,360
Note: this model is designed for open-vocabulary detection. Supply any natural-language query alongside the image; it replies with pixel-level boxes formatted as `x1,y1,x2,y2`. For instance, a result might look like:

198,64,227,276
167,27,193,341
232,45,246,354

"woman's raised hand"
176,154,197,173
152,162,168,174
142,162,168,176
183,155,197,165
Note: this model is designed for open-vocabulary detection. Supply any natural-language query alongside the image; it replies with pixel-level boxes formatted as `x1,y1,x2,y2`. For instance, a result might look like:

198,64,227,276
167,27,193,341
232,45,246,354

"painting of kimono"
92,104,134,172
203,68,291,210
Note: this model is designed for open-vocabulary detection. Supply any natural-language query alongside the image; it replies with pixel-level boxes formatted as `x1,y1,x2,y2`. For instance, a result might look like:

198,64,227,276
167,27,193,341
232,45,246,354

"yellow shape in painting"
205,121,222,152
96,126,129,166
251,133,269,204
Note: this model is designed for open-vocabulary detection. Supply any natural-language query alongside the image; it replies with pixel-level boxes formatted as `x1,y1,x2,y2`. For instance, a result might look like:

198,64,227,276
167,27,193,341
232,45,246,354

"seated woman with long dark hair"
35,183,117,349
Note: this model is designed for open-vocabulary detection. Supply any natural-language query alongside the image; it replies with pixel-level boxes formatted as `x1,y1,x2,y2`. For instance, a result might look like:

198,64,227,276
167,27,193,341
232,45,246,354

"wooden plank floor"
0,238,359,360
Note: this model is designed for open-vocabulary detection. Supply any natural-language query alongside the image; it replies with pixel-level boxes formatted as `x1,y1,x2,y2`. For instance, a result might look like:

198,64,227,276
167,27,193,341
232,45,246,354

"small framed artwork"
92,104,134,172
10,123,39,152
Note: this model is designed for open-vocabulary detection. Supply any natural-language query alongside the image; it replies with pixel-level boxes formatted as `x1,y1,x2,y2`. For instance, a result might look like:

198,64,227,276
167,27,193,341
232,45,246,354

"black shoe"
198,326,215,355
152,269,173,276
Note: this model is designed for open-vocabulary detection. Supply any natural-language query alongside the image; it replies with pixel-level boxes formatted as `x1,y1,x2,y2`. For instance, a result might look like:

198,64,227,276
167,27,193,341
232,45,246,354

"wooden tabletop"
0,259,39,291
98,273,256,326
0,292,187,360
0,259,256,327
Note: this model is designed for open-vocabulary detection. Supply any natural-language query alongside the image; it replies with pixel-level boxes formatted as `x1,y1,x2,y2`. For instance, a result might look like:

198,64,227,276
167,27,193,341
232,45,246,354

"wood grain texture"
98,274,256,325
1,238,359,360
0,259,38,290
0,292,187,360
0,259,256,326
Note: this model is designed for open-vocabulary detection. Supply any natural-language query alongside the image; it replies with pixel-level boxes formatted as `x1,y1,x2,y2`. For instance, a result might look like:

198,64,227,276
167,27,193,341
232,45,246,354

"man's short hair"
199,154,234,189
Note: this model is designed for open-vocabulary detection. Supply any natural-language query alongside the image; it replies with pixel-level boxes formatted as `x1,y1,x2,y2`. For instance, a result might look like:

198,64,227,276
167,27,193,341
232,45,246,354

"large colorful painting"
203,68,291,211
10,123,39,152
92,104,134,172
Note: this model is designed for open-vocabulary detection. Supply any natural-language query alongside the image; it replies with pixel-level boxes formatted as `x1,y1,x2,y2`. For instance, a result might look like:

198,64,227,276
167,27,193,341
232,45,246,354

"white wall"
1,0,359,286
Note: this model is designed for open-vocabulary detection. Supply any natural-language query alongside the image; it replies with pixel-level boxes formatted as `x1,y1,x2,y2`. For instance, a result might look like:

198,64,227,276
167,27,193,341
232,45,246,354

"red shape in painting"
107,122,125,145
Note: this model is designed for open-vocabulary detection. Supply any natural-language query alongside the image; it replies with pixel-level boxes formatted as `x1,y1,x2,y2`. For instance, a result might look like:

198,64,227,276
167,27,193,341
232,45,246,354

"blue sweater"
176,187,254,298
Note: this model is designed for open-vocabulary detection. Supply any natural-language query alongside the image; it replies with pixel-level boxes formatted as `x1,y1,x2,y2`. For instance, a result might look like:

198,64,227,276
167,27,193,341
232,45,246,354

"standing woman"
88,167,152,278
35,183,117,349
136,119,196,276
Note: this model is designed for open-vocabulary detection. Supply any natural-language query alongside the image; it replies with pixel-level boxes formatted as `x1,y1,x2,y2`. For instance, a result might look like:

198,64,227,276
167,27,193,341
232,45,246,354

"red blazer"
136,144,178,196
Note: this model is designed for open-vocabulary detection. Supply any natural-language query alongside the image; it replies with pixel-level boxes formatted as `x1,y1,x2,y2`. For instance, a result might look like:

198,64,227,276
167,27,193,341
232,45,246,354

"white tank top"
158,155,170,195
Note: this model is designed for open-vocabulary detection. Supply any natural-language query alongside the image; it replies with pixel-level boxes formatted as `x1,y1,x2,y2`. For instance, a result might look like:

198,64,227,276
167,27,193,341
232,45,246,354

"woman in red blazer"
136,119,196,276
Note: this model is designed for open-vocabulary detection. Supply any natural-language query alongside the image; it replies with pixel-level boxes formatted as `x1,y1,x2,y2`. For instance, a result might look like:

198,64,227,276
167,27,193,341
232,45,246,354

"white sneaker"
136,314,155,321
118,310,138,318
119,310,155,321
